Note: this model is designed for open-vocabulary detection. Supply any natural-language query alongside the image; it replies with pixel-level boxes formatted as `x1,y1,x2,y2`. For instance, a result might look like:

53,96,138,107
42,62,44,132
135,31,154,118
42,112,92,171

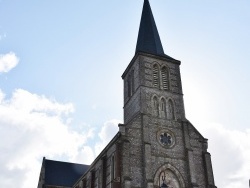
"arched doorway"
154,164,185,188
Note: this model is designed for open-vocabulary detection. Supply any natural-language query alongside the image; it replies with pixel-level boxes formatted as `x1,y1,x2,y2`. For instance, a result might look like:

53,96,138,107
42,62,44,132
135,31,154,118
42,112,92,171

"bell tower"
120,0,217,188
122,0,185,124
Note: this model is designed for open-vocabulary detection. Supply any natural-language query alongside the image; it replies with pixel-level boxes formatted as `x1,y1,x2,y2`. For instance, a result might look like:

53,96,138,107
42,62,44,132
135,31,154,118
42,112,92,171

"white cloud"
2,88,247,188
94,119,120,156
6,89,74,115
70,146,95,165
200,123,250,188
0,52,19,73
0,89,94,188
0,89,5,102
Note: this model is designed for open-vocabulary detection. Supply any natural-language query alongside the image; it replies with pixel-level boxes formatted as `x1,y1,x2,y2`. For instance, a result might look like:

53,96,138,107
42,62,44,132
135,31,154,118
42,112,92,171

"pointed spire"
136,0,165,55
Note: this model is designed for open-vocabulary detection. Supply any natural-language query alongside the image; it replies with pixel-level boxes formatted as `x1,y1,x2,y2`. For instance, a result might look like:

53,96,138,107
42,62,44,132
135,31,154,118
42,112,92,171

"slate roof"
136,0,164,55
136,0,175,60
44,158,89,187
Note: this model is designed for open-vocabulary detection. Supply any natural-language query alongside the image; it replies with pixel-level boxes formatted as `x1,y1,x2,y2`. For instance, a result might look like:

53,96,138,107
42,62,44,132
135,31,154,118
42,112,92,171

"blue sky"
0,1,250,188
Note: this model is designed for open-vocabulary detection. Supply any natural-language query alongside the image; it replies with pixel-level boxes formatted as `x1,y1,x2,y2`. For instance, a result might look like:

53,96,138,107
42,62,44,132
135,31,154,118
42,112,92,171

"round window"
157,130,175,148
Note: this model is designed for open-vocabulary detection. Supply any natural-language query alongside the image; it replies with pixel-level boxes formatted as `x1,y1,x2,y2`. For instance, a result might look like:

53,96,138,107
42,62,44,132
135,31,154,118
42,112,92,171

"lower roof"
44,158,89,187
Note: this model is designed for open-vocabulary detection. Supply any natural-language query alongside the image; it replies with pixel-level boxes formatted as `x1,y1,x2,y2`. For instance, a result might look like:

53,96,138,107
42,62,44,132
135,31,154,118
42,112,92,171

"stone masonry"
37,1,217,188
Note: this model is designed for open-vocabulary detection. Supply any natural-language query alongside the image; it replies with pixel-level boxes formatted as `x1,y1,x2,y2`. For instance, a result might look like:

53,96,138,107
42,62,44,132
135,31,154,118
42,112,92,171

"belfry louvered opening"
161,67,169,90
152,64,159,88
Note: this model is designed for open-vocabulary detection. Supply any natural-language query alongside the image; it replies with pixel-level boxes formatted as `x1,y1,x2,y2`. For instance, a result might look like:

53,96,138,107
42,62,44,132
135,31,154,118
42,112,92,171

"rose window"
160,133,172,146
157,130,175,148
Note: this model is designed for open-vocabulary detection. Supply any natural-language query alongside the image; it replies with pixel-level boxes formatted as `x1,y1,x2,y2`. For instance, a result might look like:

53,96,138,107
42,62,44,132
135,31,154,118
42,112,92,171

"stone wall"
73,136,122,188
121,53,216,188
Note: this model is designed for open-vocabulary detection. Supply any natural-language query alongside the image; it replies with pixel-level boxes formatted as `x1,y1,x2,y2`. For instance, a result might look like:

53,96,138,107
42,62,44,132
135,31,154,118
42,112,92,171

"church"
37,0,217,188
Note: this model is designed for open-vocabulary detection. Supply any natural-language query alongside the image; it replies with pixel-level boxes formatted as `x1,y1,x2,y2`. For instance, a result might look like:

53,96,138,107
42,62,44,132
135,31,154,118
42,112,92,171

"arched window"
96,169,100,188
131,70,135,94
167,99,175,120
160,98,166,119
152,96,159,117
152,64,160,88
110,154,116,181
127,70,135,98
127,77,131,98
154,164,186,188
156,170,181,188
161,67,169,90
81,178,86,188
101,157,107,188
91,170,95,188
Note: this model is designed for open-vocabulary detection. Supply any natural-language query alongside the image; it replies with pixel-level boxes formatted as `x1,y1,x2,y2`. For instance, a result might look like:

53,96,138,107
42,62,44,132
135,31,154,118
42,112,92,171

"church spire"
136,0,165,56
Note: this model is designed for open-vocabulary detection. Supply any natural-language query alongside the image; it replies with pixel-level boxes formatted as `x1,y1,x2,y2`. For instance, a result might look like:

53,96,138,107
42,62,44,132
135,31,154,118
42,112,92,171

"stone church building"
37,0,217,188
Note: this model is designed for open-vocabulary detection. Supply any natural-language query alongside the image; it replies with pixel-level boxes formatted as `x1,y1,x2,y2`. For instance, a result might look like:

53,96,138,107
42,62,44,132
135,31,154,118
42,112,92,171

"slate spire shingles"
136,0,165,55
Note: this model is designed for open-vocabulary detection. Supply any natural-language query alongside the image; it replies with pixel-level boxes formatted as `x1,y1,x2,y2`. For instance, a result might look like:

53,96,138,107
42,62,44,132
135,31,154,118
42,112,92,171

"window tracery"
157,170,180,188
154,164,185,188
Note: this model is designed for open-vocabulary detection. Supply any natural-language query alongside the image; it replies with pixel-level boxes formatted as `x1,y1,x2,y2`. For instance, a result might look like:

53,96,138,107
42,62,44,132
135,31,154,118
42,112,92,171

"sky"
0,0,250,188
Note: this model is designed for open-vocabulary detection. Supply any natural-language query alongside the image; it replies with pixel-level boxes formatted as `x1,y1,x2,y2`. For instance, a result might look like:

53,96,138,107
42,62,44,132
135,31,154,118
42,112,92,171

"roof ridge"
45,158,89,166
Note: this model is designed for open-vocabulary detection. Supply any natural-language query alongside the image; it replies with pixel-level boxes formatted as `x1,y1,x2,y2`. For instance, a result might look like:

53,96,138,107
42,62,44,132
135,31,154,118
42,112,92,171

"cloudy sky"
0,0,249,188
